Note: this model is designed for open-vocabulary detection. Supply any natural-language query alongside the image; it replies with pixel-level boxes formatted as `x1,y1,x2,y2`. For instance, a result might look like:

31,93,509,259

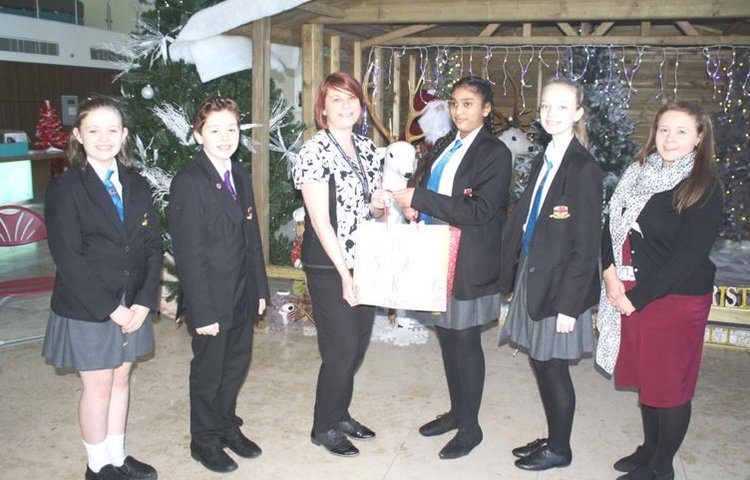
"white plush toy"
382,141,417,224
498,127,534,166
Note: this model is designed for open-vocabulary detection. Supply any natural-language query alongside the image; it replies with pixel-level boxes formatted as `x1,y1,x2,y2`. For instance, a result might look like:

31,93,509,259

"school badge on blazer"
246,206,253,220
141,212,149,227
549,205,571,219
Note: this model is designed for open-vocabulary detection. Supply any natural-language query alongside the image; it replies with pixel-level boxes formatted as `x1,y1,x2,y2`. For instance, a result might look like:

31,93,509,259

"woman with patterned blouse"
292,72,387,458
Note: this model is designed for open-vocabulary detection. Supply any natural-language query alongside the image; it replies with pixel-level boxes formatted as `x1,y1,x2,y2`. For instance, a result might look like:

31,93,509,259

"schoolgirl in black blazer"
43,96,162,480
499,79,603,472
394,76,512,460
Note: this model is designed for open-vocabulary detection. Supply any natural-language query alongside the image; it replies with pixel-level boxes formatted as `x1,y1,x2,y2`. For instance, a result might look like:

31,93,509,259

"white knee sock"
106,434,126,466
83,439,110,472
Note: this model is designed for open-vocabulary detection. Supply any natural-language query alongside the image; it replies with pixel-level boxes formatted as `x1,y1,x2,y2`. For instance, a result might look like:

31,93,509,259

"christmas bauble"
141,85,155,100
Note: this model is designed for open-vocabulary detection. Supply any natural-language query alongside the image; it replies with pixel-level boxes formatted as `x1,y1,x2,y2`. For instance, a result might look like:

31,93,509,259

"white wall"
0,13,128,69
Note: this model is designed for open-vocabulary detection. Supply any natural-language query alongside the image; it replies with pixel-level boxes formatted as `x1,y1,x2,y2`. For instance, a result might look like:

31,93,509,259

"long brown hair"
67,96,132,171
635,101,717,212
542,78,589,147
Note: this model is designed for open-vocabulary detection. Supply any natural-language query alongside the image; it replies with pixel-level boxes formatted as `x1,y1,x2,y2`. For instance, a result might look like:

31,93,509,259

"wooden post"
302,23,324,139
330,34,340,74
392,52,401,140
252,17,271,263
372,48,385,145
353,41,362,82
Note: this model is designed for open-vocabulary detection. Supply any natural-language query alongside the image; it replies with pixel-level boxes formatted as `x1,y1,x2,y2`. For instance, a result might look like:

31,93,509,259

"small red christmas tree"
34,100,68,150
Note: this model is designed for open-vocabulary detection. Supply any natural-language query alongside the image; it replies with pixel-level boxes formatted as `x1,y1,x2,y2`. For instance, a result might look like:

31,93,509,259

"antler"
403,76,429,144
362,63,397,144
493,75,533,134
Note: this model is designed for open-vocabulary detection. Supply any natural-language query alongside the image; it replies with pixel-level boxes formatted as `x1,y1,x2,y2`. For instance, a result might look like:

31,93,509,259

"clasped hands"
603,265,636,316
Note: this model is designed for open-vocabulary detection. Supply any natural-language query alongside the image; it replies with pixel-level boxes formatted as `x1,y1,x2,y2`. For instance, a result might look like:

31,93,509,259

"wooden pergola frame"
246,0,750,276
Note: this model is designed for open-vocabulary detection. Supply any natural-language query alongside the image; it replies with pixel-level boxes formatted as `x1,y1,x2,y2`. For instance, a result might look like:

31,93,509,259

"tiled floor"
1,206,748,480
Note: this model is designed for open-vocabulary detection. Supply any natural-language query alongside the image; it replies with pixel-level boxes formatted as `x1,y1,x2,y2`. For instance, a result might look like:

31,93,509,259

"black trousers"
307,269,375,435
189,316,253,447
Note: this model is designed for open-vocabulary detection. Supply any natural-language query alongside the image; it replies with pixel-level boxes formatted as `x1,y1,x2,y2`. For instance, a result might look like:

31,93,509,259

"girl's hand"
615,295,636,316
258,298,267,315
602,265,626,304
196,322,220,336
122,304,150,333
110,305,134,327
341,272,359,307
393,188,415,209
402,207,419,222
556,313,576,333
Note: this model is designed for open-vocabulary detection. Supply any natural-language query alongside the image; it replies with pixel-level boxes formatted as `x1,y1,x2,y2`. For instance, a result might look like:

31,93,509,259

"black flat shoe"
418,412,458,437
614,446,652,472
85,465,130,480
338,418,375,440
438,429,483,460
311,429,359,457
617,464,675,480
117,456,157,480
511,438,548,458
220,431,262,458
514,445,572,471
190,441,238,473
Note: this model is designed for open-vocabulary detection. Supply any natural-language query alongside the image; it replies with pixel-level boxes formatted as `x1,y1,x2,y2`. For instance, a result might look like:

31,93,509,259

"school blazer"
45,163,163,322
169,150,269,330
499,137,603,320
411,127,512,300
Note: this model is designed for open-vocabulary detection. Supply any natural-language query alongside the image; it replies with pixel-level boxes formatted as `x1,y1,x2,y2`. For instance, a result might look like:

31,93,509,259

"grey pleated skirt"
412,292,501,330
42,311,155,371
499,255,594,361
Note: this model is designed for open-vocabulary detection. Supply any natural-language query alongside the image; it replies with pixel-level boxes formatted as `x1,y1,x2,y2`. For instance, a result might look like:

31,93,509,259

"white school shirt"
522,133,575,232
435,125,483,195
205,151,235,192
90,159,122,197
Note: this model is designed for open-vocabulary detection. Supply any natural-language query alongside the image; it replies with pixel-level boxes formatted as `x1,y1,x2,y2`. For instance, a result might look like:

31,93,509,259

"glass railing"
0,0,139,33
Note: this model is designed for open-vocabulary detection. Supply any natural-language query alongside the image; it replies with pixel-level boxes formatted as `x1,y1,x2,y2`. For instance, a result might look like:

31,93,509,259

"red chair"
0,205,55,347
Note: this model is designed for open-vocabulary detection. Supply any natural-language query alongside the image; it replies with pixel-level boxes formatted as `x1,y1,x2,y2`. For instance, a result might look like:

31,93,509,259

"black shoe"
514,445,572,471
190,441,238,473
438,429,483,460
338,418,376,440
85,465,130,480
614,446,652,472
116,456,157,480
220,431,263,459
418,412,458,437
311,429,359,457
617,464,675,480
511,438,548,458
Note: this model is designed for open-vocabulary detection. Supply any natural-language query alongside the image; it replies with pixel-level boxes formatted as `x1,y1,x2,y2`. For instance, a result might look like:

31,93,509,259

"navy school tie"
522,155,553,254
103,168,124,223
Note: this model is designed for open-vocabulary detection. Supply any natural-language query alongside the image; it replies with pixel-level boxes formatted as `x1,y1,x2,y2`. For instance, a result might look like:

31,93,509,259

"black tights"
435,325,485,436
640,402,691,474
530,357,575,455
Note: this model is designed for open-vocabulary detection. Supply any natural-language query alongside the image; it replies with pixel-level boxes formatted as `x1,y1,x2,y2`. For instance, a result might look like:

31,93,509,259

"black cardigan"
601,179,723,310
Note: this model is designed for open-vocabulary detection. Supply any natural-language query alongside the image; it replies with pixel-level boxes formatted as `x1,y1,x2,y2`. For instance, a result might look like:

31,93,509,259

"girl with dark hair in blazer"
43,96,162,480
169,96,269,474
598,102,722,480
498,79,603,471
393,76,512,459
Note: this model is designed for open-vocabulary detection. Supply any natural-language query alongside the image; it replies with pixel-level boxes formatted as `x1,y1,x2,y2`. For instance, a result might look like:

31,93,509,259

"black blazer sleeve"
600,215,614,270
236,167,270,301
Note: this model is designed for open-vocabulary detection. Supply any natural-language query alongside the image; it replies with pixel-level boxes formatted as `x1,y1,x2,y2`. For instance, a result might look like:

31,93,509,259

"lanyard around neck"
325,129,371,203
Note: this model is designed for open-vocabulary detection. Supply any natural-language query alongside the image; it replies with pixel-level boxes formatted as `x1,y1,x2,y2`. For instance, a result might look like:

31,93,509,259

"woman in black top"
597,101,723,480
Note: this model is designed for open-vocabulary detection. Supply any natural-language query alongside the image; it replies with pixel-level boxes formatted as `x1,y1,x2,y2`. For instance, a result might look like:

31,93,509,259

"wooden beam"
375,35,750,47
693,24,724,35
557,23,579,37
592,21,615,36
479,23,500,37
361,24,437,48
675,21,701,36
251,18,271,263
297,1,345,18
522,23,532,37
330,34,340,74
301,23,324,139
372,48,385,146
313,1,750,24
641,21,651,36
392,53,401,138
